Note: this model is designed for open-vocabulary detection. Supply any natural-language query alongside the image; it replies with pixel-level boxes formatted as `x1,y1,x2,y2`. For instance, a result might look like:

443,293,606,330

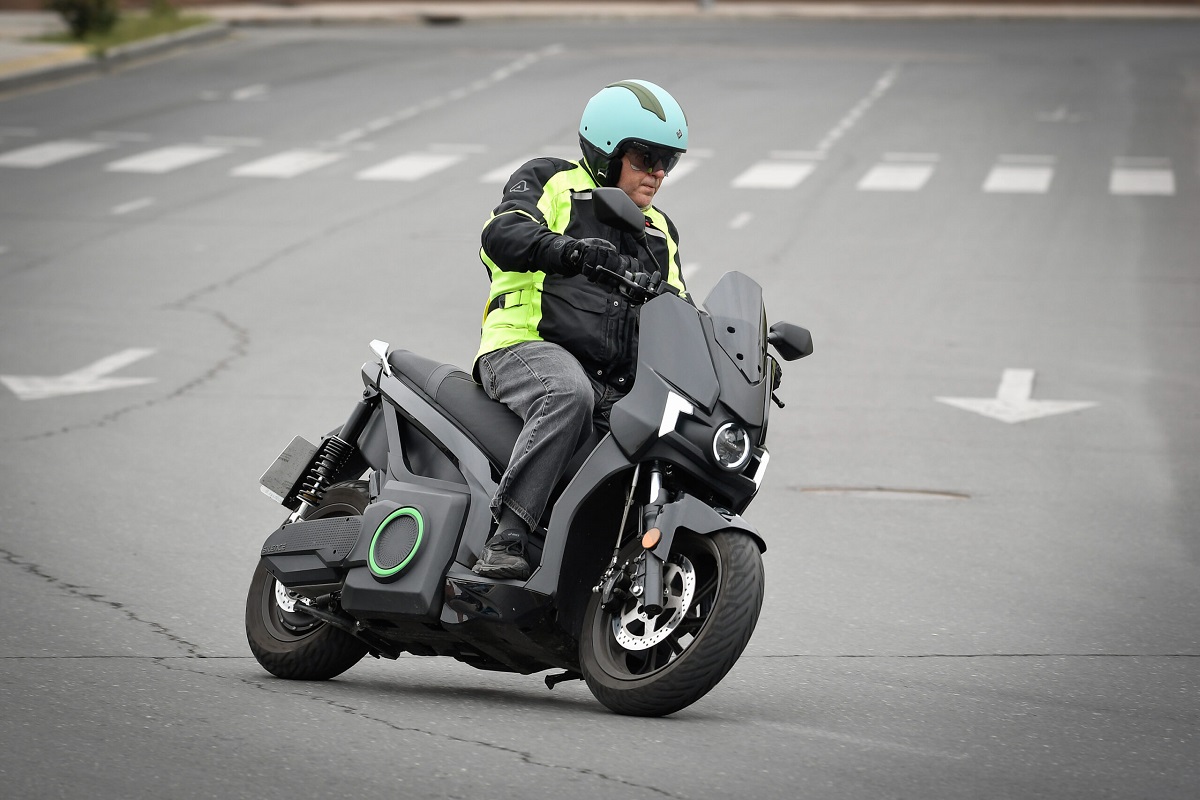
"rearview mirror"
768,323,813,361
592,186,646,237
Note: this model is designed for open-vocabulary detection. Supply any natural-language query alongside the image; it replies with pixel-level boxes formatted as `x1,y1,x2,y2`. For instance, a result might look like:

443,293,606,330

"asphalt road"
1,17,1197,800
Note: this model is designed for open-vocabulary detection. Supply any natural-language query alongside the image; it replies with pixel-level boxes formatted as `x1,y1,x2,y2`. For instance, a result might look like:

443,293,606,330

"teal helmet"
579,79,688,187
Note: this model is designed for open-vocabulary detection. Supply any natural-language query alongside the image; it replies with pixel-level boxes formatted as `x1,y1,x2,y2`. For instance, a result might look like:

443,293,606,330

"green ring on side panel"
368,507,424,579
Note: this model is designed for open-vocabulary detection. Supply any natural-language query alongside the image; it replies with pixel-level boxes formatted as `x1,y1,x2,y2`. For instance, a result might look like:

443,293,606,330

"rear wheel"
245,482,370,680
580,530,764,716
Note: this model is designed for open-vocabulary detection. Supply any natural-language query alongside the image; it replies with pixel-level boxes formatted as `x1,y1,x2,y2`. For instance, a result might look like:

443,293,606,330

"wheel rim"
591,535,721,679
611,555,696,650
257,576,322,641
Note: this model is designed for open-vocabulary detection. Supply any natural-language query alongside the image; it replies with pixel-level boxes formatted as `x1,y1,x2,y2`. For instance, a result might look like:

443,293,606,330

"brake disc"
611,554,696,651
274,579,300,613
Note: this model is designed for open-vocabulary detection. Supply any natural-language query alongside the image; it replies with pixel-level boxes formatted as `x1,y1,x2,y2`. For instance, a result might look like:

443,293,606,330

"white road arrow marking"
935,369,1097,424
1,348,157,400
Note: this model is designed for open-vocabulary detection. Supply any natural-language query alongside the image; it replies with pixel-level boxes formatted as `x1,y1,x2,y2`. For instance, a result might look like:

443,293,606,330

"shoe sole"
472,563,531,580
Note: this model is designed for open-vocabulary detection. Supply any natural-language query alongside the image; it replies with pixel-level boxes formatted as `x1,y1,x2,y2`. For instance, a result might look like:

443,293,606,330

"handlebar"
588,263,675,304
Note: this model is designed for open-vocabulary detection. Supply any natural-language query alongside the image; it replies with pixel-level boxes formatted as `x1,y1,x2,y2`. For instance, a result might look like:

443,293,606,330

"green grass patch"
40,11,213,57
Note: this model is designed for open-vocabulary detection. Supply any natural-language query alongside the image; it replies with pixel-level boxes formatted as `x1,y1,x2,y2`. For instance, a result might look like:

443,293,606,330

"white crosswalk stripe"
357,152,465,182
857,154,938,192
107,145,229,174
481,157,530,184
231,150,345,178
732,160,816,189
1110,159,1175,196
984,165,1055,194
2,133,1188,202
665,159,702,182
858,163,936,191
0,139,111,168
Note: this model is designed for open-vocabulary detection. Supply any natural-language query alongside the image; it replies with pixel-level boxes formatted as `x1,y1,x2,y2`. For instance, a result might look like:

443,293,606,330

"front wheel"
580,530,765,716
245,481,370,680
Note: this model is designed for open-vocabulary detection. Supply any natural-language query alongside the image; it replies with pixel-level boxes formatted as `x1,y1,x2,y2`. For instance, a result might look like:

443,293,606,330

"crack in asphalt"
153,657,683,799
6,49,563,444
15,306,250,442
0,546,203,656
11,184,420,443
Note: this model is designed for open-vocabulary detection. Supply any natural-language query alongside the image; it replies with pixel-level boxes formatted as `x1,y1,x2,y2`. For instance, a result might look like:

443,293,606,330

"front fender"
650,494,766,559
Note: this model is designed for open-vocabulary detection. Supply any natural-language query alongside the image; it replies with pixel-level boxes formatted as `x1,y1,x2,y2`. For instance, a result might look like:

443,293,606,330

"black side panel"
260,516,364,585
529,435,633,599
356,407,389,473
375,372,497,569
339,479,470,620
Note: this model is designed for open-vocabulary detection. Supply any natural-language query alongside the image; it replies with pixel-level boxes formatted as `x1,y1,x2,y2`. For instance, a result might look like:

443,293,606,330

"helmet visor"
623,141,683,175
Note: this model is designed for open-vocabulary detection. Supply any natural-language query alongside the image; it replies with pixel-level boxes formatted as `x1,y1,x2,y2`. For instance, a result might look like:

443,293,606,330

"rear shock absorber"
295,435,353,508
293,394,376,511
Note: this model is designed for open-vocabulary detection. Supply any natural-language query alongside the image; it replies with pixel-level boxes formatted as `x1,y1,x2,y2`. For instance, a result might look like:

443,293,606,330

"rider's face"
617,150,666,210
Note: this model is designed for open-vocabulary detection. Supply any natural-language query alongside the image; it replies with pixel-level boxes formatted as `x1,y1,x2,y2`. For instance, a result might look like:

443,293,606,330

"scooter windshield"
702,271,768,385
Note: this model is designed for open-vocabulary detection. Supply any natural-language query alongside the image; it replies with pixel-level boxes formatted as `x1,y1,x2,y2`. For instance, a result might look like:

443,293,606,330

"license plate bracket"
259,436,318,508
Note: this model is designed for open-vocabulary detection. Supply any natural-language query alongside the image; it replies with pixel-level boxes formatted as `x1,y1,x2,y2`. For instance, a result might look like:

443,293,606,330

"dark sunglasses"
623,142,683,175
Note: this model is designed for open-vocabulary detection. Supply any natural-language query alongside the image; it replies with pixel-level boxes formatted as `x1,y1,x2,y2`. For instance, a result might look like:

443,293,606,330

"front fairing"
609,272,772,509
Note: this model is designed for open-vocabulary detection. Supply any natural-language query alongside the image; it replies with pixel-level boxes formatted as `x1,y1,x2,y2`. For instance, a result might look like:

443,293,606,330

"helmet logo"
676,129,683,139
607,80,667,122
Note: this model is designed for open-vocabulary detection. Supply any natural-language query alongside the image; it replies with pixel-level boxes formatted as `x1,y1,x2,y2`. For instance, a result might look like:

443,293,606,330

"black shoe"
472,529,531,580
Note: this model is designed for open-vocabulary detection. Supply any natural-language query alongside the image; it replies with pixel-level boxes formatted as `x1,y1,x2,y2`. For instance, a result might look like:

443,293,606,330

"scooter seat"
387,349,523,468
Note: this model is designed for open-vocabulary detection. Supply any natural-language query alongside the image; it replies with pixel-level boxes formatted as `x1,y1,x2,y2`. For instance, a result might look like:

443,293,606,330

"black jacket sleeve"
481,158,575,274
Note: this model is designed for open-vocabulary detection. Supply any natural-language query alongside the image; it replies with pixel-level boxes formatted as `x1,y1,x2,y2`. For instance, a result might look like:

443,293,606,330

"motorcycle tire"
580,529,764,717
245,481,370,681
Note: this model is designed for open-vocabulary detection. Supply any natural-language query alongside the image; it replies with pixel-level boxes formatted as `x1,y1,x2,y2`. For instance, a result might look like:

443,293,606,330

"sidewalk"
3,3,1200,95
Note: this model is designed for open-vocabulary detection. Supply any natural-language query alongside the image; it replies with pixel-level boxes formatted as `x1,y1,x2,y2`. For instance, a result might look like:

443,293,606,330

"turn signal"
642,528,661,549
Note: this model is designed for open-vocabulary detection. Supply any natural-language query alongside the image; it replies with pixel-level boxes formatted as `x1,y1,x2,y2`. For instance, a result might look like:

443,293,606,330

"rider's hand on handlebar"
582,252,642,287
556,237,657,297
557,237,616,277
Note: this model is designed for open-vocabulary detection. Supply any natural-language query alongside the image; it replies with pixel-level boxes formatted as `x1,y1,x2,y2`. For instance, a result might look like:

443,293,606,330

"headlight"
712,422,752,471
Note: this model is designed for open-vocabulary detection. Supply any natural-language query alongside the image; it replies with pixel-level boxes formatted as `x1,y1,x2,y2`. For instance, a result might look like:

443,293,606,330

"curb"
0,21,231,95
205,4,1200,27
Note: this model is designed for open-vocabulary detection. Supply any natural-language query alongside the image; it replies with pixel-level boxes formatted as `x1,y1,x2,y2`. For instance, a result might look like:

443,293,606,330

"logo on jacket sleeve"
509,180,529,192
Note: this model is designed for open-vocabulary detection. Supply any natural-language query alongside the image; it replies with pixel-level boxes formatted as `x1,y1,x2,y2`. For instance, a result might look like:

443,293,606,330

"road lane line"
858,159,936,191
481,157,531,184
0,139,111,168
814,65,901,154
231,150,344,178
983,155,1056,194
331,44,562,147
107,145,228,174
732,160,816,189
357,152,466,181
1110,158,1175,195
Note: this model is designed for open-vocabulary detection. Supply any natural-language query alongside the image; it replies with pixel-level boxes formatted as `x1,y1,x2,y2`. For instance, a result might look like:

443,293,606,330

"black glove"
556,236,617,277
583,251,642,288
632,270,662,292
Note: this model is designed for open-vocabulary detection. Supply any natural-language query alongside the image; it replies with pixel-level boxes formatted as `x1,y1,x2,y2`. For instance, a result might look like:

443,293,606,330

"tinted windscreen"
702,272,767,384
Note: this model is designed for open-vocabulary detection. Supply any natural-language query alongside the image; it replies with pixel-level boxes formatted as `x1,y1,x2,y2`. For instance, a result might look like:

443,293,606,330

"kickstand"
544,670,583,690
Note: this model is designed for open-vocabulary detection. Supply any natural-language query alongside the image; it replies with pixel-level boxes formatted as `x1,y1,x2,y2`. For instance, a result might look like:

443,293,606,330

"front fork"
594,461,670,618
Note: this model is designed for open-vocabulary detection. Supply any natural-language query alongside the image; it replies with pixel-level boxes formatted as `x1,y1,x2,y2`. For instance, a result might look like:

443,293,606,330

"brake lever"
592,265,664,304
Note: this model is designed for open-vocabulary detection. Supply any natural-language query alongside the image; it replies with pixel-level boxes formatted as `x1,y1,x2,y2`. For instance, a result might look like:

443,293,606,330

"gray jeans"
476,341,623,530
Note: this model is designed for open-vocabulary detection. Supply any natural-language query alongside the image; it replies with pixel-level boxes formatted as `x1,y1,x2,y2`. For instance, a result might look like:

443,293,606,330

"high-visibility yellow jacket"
475,157,687,390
